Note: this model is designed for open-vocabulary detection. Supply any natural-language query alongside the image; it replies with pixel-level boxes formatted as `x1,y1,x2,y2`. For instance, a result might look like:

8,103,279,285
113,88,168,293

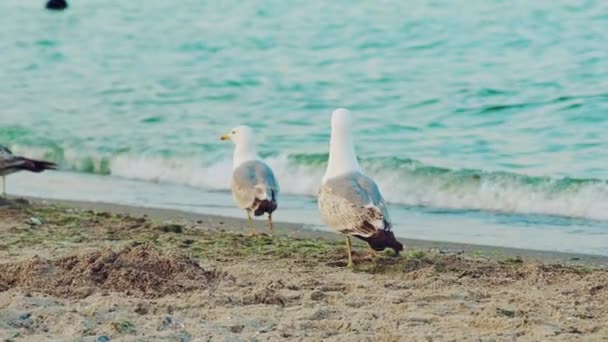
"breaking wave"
10,145,608,221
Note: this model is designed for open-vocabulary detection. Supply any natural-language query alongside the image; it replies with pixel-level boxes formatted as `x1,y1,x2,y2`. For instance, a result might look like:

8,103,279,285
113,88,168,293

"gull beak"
220,134,230,141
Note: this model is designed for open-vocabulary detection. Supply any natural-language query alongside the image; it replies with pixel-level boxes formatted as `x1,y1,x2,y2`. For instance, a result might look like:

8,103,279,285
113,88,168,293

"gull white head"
323,108,362,182
220,125,259,168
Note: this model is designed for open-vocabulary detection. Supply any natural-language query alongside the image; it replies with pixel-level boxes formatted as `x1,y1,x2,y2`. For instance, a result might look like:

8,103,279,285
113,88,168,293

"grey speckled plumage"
318,171,391,237
231,160,279,216
0,145,57,196
0,146,56,176
0,146,18,176
318,108,403,263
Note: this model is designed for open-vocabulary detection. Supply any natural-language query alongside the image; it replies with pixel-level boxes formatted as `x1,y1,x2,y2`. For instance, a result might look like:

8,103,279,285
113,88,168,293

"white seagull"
318,109,403,267
221,126,279,235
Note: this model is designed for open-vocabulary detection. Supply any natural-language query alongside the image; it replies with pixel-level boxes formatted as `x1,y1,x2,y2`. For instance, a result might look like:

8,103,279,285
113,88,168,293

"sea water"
1,0,608,255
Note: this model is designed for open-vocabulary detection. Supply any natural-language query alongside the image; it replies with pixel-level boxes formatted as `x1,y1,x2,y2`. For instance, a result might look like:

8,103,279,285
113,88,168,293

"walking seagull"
318,109,403,268
220,126,279,235
0,146,57,197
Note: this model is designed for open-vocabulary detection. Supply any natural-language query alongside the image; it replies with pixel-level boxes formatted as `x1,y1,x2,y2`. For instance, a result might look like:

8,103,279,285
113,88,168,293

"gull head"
220,125,255,147
331,108,353,135
323,108,361,182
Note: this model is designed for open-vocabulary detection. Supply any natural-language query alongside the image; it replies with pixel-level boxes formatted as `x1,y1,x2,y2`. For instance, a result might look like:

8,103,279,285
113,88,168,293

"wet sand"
0,198,607,341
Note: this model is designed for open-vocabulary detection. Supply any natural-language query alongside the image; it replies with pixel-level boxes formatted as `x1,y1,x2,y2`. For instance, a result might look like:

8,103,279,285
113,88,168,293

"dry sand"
0,198,607,341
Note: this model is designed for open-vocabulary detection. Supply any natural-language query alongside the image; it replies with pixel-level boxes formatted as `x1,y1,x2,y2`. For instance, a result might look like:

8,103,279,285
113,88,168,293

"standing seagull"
0,146,57,197
220,126,279,235
318,108,403,268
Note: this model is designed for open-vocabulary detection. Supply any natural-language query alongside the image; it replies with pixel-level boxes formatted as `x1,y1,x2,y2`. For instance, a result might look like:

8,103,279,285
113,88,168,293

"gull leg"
1,176,5,197
345,236,354,268
267,213,273,235
247,211,256,236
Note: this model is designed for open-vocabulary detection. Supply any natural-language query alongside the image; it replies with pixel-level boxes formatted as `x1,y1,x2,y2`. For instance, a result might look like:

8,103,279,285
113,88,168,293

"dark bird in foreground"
0,146,57,197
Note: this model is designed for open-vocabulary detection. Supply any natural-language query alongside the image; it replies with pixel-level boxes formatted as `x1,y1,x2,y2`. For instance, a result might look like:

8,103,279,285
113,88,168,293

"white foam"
107,154,608,220
110,154,232,190
110,154,324,195
374,169,608,220
8,145,608,221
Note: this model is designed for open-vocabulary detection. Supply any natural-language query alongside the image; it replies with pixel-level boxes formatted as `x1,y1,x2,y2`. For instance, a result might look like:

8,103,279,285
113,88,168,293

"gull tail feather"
18,158,57,173
355,224,404,255
254,190,277,216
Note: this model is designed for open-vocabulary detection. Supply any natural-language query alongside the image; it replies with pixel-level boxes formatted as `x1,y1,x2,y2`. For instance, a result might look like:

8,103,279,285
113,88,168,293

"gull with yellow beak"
220,126,279,235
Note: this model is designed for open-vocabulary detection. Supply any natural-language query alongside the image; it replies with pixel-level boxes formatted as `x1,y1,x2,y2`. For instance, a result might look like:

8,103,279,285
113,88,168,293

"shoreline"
1,197,607,340
10,170,608,256
26,196,608,267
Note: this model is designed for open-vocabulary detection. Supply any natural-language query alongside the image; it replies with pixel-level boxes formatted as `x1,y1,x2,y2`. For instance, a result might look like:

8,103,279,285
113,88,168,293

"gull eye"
232,130,236,134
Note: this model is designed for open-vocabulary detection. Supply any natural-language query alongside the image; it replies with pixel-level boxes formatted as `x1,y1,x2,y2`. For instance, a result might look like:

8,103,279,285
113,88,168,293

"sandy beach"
3,0,608,341
0,198,607,341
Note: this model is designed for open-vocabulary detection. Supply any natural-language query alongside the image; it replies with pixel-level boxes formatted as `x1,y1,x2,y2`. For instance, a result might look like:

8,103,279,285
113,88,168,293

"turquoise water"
2,0,608,254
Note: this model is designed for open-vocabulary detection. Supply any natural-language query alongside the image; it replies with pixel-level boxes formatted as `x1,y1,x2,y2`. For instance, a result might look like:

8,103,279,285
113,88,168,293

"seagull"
220,126,279,235
0,146,57,197
318,108,403,268
46,0,68,10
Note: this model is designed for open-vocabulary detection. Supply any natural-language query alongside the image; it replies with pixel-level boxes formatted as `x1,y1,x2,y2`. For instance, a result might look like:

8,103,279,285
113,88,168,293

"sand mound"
0,244,224,298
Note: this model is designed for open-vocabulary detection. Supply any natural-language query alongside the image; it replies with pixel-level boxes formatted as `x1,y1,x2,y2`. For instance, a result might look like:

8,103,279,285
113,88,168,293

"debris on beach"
28,216,43,226
158,223,184,234
0,244,226,298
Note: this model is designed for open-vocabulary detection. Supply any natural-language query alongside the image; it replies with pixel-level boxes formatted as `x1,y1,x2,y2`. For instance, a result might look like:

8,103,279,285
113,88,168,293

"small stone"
29,217,43,226
158,224,184,234
497,308,516,318
310,291,326,301
111,320,136,334
96,336,111,342
476,338,496,342
160,315,184,330
181,239,195,246
82,306,96,317
309,308,329,320
229,324,244,333
19,313,31,320
134,302,149,315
